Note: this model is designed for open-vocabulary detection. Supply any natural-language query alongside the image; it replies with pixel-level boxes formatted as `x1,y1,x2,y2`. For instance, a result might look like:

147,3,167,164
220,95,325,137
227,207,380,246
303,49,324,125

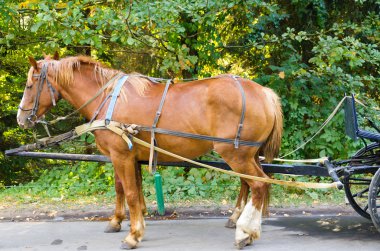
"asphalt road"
0,216,379,251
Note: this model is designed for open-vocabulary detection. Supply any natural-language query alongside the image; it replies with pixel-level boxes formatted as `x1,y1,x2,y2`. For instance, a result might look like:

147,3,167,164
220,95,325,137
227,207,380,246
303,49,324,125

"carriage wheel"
369,168,380,233
343,142,380,219
343,174,372,219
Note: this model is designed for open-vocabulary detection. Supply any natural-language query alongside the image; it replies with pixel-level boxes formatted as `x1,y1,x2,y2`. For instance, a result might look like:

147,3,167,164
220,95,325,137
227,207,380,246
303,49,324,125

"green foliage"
142,167,240,202
0,161,115,200
0,162,343,206
0,1,379,200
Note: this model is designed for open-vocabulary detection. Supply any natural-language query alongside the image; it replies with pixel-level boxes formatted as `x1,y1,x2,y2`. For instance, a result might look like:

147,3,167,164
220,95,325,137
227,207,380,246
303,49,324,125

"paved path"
0,216,379,250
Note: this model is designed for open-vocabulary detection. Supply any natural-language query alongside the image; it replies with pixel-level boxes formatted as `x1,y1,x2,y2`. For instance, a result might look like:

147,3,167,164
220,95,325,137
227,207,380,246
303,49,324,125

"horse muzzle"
17,112,36,129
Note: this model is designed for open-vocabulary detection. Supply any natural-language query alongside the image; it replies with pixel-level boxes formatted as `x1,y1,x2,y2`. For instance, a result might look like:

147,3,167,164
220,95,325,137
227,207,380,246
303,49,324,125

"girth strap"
149,79,173,174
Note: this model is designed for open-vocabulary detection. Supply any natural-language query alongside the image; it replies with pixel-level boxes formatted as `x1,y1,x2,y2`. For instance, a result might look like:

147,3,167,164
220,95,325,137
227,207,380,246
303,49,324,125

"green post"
154,172,165,215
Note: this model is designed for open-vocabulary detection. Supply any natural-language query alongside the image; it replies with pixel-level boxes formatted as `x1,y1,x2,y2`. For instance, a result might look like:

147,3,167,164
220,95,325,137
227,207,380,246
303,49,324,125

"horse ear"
53,51,59,60
28,56,38,69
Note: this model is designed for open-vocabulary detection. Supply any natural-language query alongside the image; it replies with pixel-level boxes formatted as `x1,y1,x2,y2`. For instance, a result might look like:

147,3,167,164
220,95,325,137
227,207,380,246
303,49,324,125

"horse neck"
57,67,116,120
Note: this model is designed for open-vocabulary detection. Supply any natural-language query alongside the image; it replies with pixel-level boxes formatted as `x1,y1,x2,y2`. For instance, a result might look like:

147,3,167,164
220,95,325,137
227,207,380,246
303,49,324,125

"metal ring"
28,114,38,123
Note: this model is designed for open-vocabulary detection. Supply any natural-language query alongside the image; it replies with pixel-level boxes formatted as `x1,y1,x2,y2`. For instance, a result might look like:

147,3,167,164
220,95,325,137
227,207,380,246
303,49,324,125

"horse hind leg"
216,146,269,249
135,163,147,216
235,163,269,249
225,178,249,229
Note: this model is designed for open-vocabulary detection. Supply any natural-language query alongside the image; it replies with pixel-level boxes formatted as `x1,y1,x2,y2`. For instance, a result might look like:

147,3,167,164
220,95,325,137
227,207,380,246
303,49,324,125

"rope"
75,121,339,188
356,98,380,111
47,73,123,125
280,96,347,159
8,120,339,189
207,152,327,164
280,95,379,159
130,135,338,189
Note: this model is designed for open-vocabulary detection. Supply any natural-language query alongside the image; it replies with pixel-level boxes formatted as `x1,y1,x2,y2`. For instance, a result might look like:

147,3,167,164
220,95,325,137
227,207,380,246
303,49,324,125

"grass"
0,172,347,214
0,160,348,218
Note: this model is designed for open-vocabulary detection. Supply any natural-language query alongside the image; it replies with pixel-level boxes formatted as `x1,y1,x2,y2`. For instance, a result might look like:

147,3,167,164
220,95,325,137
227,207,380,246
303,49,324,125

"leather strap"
149,79,173,174
8,119,339,189
135,125,263,147
105,75,129,125
75,120,133,150
48,73,124,124
232,76,246,148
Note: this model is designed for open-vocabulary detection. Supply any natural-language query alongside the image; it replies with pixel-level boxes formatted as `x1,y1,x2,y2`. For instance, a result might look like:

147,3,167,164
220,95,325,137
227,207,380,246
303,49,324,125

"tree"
1,0,379,185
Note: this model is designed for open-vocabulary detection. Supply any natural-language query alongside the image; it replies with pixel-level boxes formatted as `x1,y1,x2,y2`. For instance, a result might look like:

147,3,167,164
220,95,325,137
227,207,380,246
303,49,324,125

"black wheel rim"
343,174,372,219
344,142,380,219
368,169,380,233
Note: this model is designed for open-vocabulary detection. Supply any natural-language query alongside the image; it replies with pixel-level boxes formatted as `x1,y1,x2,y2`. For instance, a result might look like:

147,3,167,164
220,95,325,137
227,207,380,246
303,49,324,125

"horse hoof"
120,241,137,250
120,242,136,250
225,219,237,228
104,223,121,233
120,235,139,249
234,236,252,250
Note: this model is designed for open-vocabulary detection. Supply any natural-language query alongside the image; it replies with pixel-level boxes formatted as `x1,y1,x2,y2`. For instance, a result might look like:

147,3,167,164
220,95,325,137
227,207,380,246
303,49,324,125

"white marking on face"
17,93,28,127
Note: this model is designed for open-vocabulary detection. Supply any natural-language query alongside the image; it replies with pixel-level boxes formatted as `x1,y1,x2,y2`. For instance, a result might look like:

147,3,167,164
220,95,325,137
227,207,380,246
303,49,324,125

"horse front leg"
104,164,147,234
105,173,126,233
111,154,145,249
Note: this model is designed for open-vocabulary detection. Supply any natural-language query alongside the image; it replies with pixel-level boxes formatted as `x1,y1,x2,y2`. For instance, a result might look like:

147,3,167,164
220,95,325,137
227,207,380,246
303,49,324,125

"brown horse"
17,54,283,249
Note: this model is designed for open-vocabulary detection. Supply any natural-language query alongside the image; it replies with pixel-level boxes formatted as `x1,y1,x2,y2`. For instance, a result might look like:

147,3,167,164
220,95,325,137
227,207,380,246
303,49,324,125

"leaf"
126,37,135,45
278,71,285,79
31,22,43,32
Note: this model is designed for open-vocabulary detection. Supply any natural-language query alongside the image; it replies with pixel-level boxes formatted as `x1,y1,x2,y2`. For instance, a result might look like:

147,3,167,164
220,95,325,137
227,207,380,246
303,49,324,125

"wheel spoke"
348,182,371,185
349,177,372,182
352,187,369,198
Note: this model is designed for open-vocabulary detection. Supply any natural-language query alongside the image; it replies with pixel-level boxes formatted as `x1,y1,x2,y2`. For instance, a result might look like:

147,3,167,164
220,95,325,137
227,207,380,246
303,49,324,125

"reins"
48,72,125,125
9,119,338,189
77,120,339,189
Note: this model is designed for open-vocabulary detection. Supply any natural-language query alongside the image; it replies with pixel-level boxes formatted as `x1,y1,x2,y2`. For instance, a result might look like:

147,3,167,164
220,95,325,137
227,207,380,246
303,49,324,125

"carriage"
5,55,380,249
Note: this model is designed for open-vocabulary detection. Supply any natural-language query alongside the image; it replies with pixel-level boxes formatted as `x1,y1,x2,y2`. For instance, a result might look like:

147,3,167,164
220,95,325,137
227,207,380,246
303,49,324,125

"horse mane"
43,55,151,97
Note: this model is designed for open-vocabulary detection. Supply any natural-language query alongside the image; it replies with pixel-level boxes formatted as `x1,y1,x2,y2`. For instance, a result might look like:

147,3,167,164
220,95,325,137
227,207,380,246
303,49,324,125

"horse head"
17,52,61,129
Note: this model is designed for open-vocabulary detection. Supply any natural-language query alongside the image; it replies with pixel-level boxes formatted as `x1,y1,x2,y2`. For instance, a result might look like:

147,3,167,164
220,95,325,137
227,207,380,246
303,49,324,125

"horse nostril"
17,118,26,129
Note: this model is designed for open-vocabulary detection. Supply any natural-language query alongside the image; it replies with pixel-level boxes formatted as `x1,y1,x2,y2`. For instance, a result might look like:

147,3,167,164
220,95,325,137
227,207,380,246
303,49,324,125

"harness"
19,64,59,123
90,74,253,173
7,120,339,189
14,69,343,189
23,69,262,174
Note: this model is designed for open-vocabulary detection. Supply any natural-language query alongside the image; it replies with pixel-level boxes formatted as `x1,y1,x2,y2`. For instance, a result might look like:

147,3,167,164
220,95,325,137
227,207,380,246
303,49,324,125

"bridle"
18,63,60,124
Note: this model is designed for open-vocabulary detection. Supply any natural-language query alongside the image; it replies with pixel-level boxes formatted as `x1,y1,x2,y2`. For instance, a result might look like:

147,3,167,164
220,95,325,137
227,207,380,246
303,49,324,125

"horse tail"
261,88,283,163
